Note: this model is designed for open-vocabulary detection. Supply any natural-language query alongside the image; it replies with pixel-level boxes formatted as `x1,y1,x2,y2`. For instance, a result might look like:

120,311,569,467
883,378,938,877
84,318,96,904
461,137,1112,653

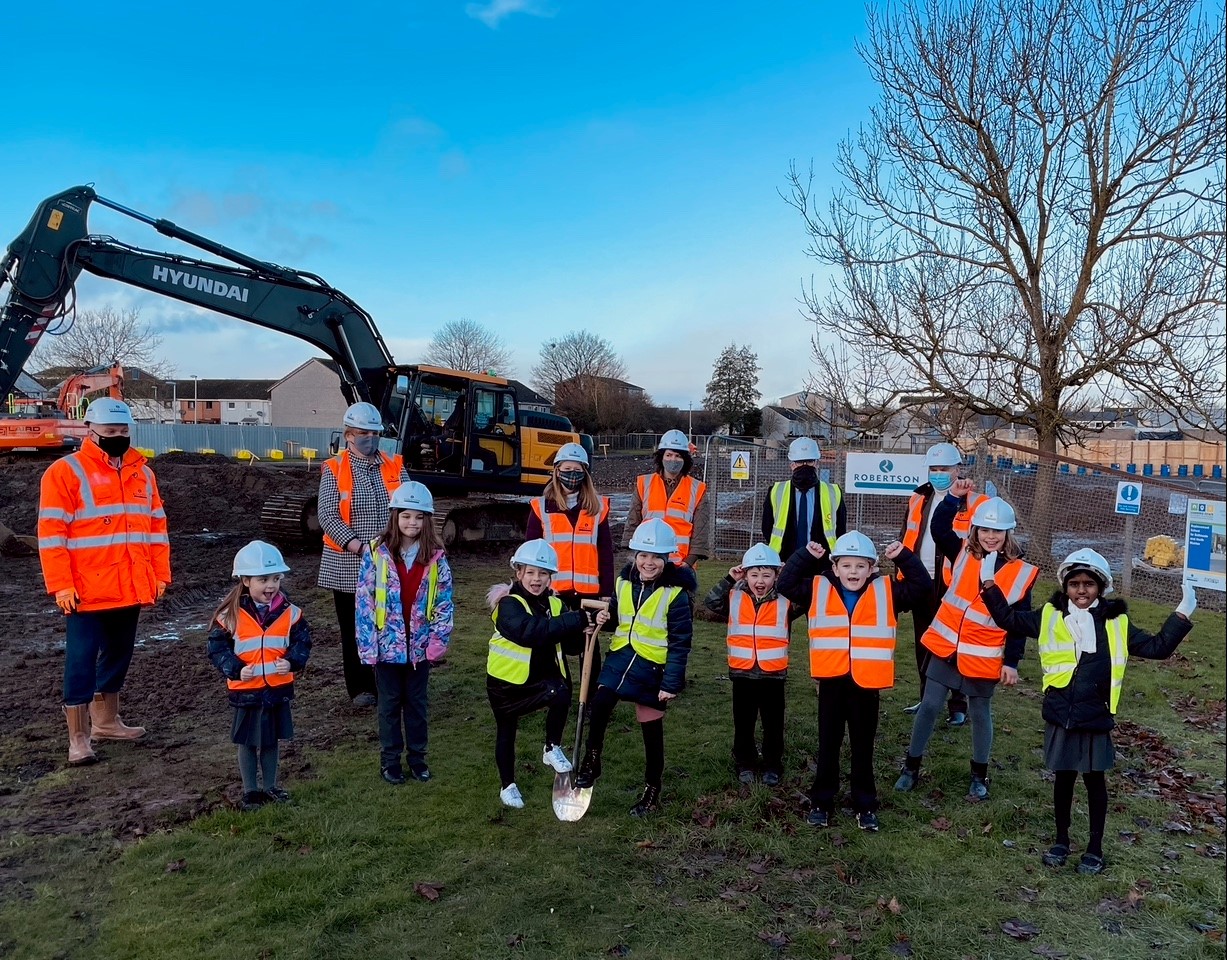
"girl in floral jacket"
355,482,453,785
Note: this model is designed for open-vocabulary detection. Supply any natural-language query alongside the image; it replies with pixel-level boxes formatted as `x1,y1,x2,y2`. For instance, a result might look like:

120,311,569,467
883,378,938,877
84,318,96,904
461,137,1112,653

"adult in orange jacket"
37,399,170,765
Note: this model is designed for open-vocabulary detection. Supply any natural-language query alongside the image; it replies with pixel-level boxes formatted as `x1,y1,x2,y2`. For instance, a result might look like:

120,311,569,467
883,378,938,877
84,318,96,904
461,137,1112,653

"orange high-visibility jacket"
531,495,610,595
921,548,1037,680
943,493,990,586
321,450,404,553
636,473,706,563
806,576,897,689
38,440,170,611
726,589,790,673
224,603,301,691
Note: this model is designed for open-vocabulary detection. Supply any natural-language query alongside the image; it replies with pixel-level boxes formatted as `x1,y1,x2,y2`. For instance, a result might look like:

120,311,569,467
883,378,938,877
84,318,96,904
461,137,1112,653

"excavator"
0,363,125,452
0,185,584,545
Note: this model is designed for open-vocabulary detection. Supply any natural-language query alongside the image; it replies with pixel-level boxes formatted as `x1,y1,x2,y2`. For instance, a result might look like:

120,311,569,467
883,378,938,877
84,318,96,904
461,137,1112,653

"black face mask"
93,433,131,458
792,465,819,490
558,470,586,491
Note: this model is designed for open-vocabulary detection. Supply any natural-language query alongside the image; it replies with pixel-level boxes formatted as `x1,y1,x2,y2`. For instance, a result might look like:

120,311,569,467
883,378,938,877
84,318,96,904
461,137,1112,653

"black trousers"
913,593,966,715
730,677,786,773
488,677,572,788
810,675,880,814
375,662,430,770
333,590,377,699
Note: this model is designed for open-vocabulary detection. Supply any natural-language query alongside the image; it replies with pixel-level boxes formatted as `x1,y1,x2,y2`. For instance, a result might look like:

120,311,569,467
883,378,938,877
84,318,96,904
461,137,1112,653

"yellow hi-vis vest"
609,576,681,665
767,480,841,553
1038,606,1129,714
487,594,565,684
370,541,438,631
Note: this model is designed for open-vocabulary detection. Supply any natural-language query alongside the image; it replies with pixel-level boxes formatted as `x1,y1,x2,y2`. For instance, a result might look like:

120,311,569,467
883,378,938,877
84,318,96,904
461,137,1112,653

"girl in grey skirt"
982,548,1196,875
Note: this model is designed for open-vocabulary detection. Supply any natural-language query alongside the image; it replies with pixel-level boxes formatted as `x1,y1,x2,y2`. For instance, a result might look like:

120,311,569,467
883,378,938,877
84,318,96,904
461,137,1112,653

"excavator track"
259,493,529,550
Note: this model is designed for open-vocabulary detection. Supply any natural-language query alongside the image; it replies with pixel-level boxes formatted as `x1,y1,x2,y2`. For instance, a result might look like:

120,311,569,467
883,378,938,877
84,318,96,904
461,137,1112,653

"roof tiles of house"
169,379,277,400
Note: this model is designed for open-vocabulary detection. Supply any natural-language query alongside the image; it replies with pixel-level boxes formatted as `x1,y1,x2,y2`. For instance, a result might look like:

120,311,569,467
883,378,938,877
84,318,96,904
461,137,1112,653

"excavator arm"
0,186,399,427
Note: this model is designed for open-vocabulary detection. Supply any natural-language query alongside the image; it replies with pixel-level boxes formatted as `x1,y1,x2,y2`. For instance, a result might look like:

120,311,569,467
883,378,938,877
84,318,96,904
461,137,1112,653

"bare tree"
530,331,628,401
33,305,173,377
422,318,513,375
786,0,1225,563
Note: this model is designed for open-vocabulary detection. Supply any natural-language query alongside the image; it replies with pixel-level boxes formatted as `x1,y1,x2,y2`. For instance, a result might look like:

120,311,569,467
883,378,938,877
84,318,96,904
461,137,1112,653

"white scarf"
565,492,579,510
1063,598,1099,658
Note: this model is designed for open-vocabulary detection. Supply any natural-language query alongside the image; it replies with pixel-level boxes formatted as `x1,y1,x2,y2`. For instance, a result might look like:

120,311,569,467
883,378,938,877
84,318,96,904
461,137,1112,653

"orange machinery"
0,364,124,452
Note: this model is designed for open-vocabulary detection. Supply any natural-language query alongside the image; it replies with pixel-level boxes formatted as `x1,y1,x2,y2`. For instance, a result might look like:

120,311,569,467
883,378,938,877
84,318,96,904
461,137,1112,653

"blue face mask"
350,435,380,457
929,471,954,491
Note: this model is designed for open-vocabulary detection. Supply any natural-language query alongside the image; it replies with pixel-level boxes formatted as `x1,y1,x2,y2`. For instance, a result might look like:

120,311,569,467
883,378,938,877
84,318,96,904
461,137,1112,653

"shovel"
552,598,608,822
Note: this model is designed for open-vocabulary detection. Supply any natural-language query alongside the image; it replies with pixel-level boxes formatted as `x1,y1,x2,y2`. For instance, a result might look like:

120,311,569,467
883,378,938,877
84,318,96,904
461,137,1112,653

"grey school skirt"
1043,722,1115,773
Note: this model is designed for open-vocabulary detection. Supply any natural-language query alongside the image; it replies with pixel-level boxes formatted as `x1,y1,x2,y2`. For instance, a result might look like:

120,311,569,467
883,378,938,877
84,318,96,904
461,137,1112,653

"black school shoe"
409,764,432,782
806,808,831,828
240,791,268,812
1042,843,1070,867
1076,853,1106,875
381,765,406,785
761,770,782,788
856,811,880,832
265,786,291,804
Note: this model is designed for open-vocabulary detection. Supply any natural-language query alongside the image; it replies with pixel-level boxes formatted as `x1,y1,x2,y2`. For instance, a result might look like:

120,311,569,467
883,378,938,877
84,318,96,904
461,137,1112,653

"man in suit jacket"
760,437,847,572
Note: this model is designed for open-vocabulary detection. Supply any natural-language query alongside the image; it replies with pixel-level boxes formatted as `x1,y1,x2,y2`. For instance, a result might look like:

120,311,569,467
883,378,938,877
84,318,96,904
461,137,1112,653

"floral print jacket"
355,544,454,665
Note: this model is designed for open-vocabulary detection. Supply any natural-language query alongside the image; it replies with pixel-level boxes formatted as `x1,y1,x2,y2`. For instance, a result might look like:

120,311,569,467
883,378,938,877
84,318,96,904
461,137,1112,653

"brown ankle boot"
63,704,97,765
89,692,146,741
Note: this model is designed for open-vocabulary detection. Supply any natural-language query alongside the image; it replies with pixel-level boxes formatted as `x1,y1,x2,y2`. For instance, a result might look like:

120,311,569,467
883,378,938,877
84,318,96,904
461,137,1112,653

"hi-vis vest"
726,590,790,673
531,495,610,594
487,594,566,684
637,474,706,563
807,577,897,688
1039,606,1130,714
896,490,932,581
321,450,404,553
609,576,683,664
943,493,991,586
224,603,301,691
370,541,439,631
767,480,841,553
921,549,1038,679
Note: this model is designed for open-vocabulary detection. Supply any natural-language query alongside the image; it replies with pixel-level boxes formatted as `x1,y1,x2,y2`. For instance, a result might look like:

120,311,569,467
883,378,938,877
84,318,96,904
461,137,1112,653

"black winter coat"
489,585,588,688
207,593,313,707
982,589,1191,732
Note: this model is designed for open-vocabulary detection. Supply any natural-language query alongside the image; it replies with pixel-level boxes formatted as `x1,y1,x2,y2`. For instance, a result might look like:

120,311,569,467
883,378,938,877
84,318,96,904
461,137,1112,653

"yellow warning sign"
730,451,750,481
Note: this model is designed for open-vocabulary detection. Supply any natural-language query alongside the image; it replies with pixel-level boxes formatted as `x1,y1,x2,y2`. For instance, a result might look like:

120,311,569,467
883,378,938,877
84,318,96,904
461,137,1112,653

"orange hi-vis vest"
807,577,897,689
224,602,301,691
942,493,991,586
637,473,706,563
531,495,610,594
921,549,1038,679
726,590,790,673
321,450,404,554
38,441,170,611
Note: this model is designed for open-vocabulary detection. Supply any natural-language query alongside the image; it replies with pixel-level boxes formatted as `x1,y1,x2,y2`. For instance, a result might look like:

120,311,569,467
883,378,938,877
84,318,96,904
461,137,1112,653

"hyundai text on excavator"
0,186,584,545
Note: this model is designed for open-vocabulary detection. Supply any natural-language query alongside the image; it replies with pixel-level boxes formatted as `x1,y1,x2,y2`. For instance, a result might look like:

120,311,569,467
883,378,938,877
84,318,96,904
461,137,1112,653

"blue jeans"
63,606,142,706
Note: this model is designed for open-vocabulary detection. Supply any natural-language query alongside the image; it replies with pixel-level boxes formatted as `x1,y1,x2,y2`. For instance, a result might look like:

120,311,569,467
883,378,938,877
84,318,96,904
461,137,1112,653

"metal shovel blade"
552,772,592,822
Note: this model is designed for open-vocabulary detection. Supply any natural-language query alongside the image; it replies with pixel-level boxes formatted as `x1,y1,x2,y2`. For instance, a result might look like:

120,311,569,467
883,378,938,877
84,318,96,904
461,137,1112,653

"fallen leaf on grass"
930,817,952,832
1101,919,1124,935
981,822,993,835
1164,820,1194,834
757,930,790,949
1002,919,1040,940
1162,849,1181,861
831,832,848,848
1190,922,1218,934
164,859,187,874
1118,831,1140,845
634,839,657,849
607,944,630,957
413,882,444,902
875,896,904,914
1030,945,1068,958
507,934,525,948
748,861,770,875
297,845,312,856
692,811,716,828
888,938,914,957
814,906,835,922
1018,887,1038,903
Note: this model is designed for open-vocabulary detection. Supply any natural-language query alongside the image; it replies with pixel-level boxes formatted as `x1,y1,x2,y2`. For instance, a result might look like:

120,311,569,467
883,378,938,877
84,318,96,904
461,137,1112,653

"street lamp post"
688,401,693,438
191,376,199,424
171,381,177,422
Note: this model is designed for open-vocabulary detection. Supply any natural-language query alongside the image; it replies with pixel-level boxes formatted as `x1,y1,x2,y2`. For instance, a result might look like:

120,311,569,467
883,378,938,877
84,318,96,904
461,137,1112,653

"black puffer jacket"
982,589,1191,732
207,593,313,707
489,585,588,688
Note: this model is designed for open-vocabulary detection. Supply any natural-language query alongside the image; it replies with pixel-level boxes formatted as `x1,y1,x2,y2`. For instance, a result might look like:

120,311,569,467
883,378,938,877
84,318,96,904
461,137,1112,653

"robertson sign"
844,453,927,496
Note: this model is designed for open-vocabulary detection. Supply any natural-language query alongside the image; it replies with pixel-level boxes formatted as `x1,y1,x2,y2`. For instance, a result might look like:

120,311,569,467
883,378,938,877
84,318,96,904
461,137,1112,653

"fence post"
1121,514,1135,598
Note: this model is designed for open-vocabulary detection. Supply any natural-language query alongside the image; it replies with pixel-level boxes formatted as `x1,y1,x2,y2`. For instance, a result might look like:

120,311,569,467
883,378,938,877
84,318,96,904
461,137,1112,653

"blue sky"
2,1,875,409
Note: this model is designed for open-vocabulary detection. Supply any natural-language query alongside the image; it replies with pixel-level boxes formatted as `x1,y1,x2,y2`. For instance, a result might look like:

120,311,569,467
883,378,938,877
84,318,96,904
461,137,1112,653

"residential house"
507,379,552,414
170,378,275,425
269,359,350,428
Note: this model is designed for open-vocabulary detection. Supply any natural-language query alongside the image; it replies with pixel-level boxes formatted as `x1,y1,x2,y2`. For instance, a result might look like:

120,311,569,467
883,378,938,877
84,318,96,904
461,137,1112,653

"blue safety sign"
1115,481,1141,516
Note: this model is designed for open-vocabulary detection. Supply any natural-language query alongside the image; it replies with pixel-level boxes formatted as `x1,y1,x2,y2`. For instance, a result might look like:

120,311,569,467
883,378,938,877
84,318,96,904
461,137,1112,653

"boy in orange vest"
779,532,931,830
704,543,796,786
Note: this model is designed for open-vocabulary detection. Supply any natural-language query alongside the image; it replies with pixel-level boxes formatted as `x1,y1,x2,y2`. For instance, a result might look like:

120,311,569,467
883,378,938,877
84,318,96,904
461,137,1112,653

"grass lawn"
3,561,1224,960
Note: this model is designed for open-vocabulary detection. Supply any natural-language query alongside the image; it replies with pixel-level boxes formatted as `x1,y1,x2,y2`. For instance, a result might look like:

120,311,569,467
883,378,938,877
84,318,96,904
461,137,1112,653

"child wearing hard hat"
778,531,932,830
207,541,313,811
573,519,698,816
981,549,1196,875
895,442,988,724
625,430,710,568
525,441,614,699
895,489,1037,802
704,542,797,786
355,481,453,785
761,436,846,572
485,539,611,809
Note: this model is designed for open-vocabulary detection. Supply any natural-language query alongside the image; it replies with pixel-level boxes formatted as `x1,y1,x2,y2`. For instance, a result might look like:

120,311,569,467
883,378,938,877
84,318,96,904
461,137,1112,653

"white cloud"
465,0,554,29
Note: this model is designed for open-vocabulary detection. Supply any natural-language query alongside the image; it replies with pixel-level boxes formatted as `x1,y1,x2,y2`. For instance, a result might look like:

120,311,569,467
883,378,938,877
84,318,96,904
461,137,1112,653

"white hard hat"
1058,548,1114,595
83,398,135,426
741,542,782,569
788,437,821,461
553,442,589,467
510,539,559,573
389,481,435,514
343,401,384,431
233,540,290,577
971,497,1017,531
658,429,690,452
628,518,679,555
925,442,963,468
831,531,878,561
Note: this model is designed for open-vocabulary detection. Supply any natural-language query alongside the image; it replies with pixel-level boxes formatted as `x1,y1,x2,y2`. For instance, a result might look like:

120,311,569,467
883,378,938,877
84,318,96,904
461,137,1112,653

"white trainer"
542,744,573,773
500,783,525,809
